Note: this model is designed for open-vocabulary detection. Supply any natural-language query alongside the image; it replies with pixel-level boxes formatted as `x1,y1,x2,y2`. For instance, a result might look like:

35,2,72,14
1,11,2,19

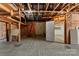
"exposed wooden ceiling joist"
59,4,70,12
27,3,32,11
68,4,79,12
38,3,39,15
0,16,14,23
0,4,11,13
7,3,18,11
56,4,70,15
38,3,39,11
46,3,49,11
0,4,19,16
7,16,25,25
53,3,60,11
24,10,66,13
27,3,33,16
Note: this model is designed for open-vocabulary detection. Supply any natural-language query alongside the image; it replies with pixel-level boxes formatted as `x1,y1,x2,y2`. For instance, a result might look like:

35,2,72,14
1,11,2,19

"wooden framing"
0,3,79,44
0,4,11,13
24,10,66,13
6,23,11,42
68,4,79,12
56,4,70,15
38,3,40,15
46,3,49,11
53,3,60,11
64,13,67,44
27,3,33,16
18,7,21,42
7,3,18,11
60,4,70,12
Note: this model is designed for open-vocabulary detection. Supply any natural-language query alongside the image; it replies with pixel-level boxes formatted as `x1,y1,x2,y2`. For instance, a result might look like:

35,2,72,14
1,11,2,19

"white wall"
55,21,64,43
35,22,46,35
46,21,54,41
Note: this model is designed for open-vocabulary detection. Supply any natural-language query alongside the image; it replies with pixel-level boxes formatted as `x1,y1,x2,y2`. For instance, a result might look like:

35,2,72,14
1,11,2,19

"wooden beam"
68,4,79,12
24,10,66,13
7,16,19,23
38,3,40,15
18,7,21,42
27,3,33,16
42,17,52,18
7,16,25,25
0,12,10,14
64,14,67,44
38,3,39,11
62,3,66,8
46,3,49,11
27,3,32,11
60,4,70,12
0,16,12,23
56,4,70,15
6,23,11,42
51,3,60,15
0,4,20,19
7,3,18,11
0,11,19,16
53,3,60,11
0,4,10,13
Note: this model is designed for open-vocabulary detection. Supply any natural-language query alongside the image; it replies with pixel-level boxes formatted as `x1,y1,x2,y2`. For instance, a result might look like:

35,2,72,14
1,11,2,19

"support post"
6,23,11,42
18,7,21,42
64,13,71,44
18,22,21,42
64,14,67,44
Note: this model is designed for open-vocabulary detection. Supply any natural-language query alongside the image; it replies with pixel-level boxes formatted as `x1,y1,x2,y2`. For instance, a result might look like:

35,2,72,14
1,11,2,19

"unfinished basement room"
0,3,79,56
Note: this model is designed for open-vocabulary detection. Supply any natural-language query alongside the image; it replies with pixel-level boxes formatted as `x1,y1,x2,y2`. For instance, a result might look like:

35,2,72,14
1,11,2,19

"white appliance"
46,21,54,41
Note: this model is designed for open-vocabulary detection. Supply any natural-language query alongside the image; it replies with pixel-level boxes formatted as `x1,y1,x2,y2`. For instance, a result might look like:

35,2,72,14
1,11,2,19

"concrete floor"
0,37,79,56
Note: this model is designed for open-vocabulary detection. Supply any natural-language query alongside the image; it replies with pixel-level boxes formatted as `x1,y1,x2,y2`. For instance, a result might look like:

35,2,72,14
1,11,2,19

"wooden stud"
46,3,49,11
7,3,18,11
53,3,60,11
6,23,9,42
18,7,21,42
68,4,79,12
0,4,10,13
64,14,67,44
